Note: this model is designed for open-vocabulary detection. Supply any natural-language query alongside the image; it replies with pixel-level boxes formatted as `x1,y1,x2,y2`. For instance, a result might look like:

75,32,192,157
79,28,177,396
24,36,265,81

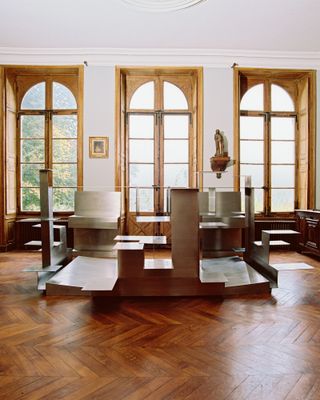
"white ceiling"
1,0,319,52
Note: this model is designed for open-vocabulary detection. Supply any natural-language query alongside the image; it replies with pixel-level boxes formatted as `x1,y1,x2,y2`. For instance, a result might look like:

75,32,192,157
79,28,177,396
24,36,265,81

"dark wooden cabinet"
296,210,320,256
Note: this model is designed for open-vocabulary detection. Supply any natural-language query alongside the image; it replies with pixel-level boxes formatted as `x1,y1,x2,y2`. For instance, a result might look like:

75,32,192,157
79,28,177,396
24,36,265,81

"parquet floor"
1,250,320,399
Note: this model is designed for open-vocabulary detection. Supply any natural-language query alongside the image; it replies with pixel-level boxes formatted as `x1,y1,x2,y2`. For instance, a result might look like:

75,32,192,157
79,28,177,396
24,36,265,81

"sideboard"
296,209,320,257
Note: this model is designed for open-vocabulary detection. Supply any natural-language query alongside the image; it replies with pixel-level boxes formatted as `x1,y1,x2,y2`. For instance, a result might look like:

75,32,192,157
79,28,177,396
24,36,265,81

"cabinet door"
305,218,320,250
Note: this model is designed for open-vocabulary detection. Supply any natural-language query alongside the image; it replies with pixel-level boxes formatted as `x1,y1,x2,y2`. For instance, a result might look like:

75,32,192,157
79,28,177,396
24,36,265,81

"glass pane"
130,188,154,212
53,139,77,163
129,115,154,138
21,140,45,162
53,188,75,211
53,164,77,187
271,117,295,140
240,116,264,140
271,189,294,212
163,81,188,110
130,82,154,110
240,140,263,164
164,140,188,163
129,164,154,187
254,188,264,213
53,82,77,109
240,84,264,111
129,140,154,163
21,188,40,211
53,115,77,138
164,115,189,138
164,164,188,187
240,164,263,188
271,84,294,112
21,164,44,187
271,141,295,164
21,82,45,110
21,115,45,138
271,165,295,187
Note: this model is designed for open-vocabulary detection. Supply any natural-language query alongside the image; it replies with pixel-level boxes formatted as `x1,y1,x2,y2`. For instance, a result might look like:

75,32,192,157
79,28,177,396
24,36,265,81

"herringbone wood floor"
1,250,320,399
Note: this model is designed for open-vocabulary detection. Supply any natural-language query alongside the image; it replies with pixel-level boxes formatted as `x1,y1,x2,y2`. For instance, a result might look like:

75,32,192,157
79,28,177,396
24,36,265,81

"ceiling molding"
1,47,320,69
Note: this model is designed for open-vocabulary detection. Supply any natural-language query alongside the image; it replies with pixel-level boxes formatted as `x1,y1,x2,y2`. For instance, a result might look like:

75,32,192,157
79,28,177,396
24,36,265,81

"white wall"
203,67,234,189
83,65,320,206
83,66,115,190
83,66,235,190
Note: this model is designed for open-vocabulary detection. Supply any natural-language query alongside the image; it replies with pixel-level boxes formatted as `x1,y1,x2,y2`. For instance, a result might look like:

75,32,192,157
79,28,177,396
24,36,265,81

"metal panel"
74,191,121,218
171,188,199,277
215,191,241,217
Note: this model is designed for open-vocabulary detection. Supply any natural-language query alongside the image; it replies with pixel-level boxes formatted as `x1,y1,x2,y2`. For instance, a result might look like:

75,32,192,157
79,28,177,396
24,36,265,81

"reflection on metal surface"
69,191,121,258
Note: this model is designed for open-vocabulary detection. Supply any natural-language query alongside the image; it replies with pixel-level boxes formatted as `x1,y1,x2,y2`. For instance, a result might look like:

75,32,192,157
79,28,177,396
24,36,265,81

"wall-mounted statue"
210,129,234,178
214,129,225,157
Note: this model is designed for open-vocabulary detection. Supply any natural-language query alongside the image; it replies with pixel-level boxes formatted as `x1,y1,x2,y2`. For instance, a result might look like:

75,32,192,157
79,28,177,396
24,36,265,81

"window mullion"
264,81,271,215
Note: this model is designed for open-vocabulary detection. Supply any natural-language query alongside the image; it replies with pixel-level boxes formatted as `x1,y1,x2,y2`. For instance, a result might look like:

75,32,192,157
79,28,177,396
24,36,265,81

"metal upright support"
40,169,54,267
23,169,68,290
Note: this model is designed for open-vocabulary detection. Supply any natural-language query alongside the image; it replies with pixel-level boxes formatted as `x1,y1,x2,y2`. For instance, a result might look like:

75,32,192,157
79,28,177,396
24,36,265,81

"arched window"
21,82,46,110
119,69,202,237
18,77,81,212
163,82,188,110
271,84,295,112
240,84,264,112
130,81,154,109
53,82,77,109
237,73,299,215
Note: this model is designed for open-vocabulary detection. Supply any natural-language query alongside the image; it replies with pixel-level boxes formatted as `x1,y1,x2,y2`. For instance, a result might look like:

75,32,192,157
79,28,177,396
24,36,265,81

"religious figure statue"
214,129,224,156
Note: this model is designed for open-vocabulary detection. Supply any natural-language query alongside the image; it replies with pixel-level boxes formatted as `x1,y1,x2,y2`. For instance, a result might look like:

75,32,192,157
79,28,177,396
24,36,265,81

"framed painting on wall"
89,136,109,158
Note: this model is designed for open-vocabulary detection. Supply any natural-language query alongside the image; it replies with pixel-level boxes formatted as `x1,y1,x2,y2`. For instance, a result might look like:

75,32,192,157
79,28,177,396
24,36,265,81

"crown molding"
0,47,320,69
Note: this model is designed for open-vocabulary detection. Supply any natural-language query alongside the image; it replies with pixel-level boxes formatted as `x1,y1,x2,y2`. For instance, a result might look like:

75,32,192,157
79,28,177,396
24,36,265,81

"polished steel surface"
171,188,199,277
74,228,118,257
70,191,121,258
74,191,121,218
68,216,118,229
114,235,167,244
215,191,241,217
200,257,269,287
47,256,118,291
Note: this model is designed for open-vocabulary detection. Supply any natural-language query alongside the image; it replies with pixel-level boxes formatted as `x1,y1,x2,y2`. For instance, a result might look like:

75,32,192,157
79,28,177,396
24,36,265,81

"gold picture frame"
89,136,109,158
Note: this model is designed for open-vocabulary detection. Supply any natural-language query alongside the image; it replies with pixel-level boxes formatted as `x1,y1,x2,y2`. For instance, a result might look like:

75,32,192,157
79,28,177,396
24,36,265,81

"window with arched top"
53,81,77,109
118,68,202,237
271,84,295,112
163,81,188,110
17,73,82,212
130,81,155,109
21,82,46,110
236,68,316,215
240,83,264,112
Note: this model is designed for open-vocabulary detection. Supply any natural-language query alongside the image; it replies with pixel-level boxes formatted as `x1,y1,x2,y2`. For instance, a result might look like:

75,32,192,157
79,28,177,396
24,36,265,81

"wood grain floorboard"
1,250,320,399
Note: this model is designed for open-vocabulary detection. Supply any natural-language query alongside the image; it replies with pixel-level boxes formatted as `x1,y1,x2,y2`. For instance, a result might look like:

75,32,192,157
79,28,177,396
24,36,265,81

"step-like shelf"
114,235,167,245
232,247,246,253
113,242,144,251
200,222,229,229
262,229,300,235
254,240,290,247
23,264,64,273
144,259,173,270
32,224,66,230
24,240,63,248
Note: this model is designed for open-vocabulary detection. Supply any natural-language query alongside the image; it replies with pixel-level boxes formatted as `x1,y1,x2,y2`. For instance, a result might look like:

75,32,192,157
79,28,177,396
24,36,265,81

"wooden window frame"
6,66,83,217
233,67,316,218
115,66,203,231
